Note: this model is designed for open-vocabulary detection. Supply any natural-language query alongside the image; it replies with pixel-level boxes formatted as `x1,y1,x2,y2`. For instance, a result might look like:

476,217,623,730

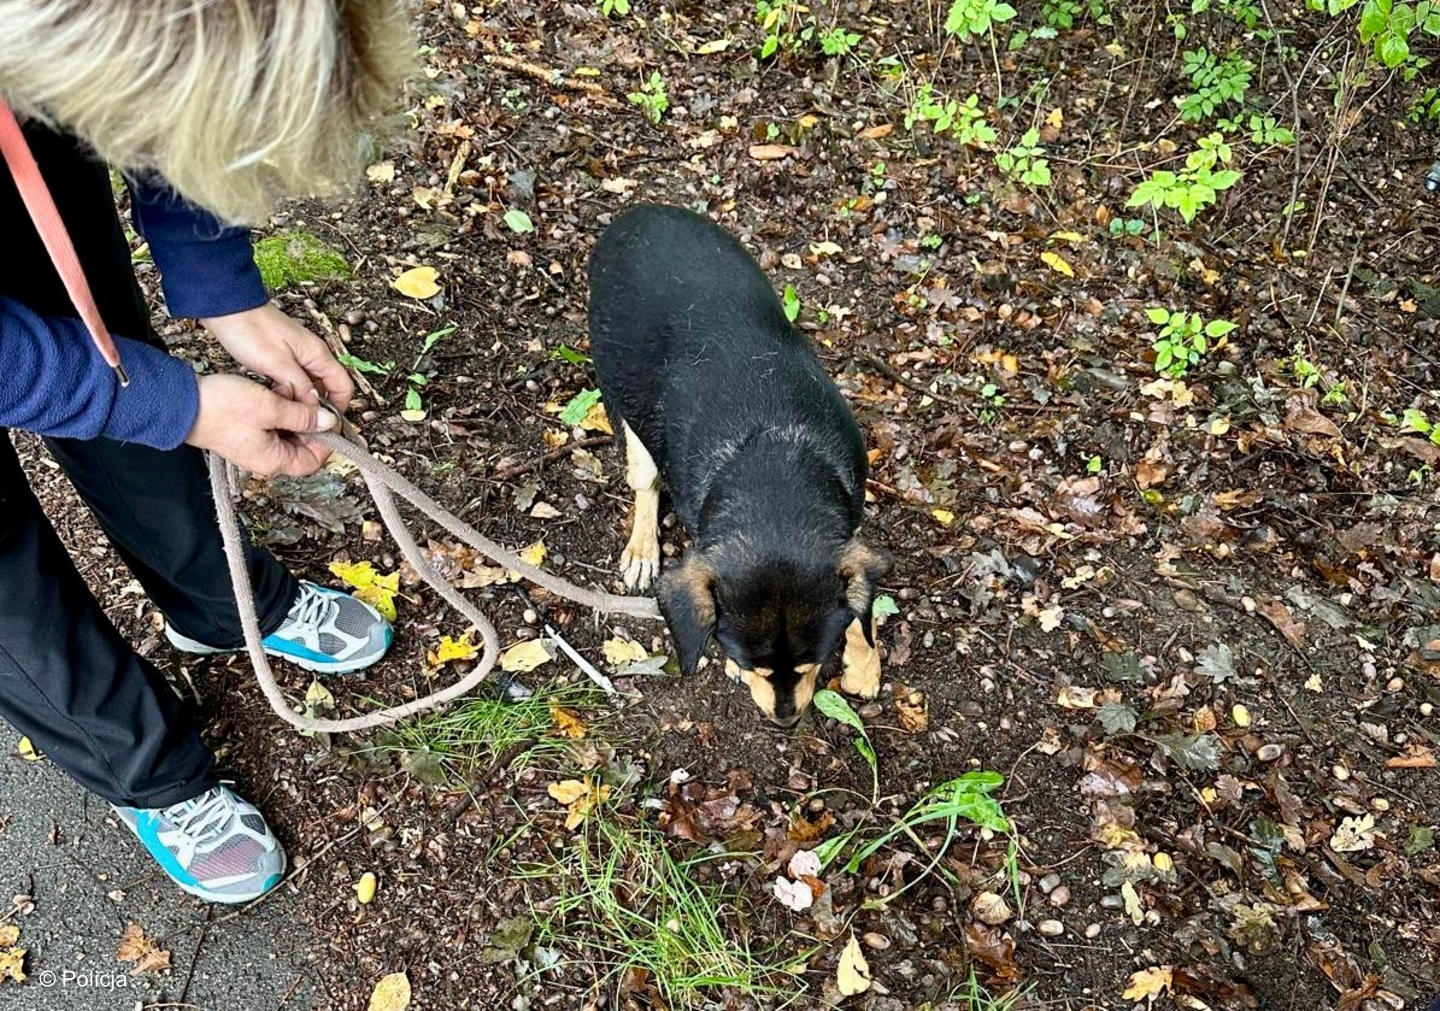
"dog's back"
588,204,865,532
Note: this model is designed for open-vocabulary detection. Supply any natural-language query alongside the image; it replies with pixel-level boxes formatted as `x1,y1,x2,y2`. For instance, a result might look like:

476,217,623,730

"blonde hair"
0,0,413,224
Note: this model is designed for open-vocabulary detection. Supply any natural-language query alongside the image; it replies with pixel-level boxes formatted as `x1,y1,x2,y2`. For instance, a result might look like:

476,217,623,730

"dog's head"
657,539,892,727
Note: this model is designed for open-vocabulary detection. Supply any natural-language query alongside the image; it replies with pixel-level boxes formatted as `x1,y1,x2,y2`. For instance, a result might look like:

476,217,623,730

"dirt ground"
16,0,1440,1008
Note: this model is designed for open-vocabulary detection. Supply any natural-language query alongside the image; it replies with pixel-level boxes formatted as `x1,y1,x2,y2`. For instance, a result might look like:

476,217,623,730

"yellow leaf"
392,266,440,299
579,400,613,434
810,241,843,256
499,638,552,673
696,38,731,54
16,736,40,762
368,971,412,1011
1210,416,1231,436
399,408,427,423
355,871,377,905
366,161,396,184
1152,852,1175,874
0,945,24,983
602,637,648,666
1231,704,1251,727
1040,251,1075,278
1121,880,1144,925
1055,685,1097,708
836,935,872,996
1304,673,1323,692
549,705,588,739
304,679,335,710
1122,966,1173,1002
328,560,399,621
1046,107,1064,129
547,779,590,805
931,508,955,527
1049,230,1085,242
427,632,479,670
519,541,547,567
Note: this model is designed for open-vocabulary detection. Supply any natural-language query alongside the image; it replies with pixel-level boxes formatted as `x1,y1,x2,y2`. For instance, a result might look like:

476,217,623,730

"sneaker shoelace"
287,585,339,633
163,790,234,851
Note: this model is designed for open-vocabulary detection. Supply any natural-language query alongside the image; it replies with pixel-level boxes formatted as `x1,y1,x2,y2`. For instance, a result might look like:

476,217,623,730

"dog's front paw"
619,529,661,592
840,617,881,699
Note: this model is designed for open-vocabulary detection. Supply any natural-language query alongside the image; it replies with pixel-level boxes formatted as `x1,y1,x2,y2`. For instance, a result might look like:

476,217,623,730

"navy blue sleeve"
125,175,269,319
0,297,200,449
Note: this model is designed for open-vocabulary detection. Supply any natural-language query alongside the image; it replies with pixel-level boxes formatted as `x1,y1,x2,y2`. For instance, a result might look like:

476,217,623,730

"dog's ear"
657,555,718,674
837,540,893,645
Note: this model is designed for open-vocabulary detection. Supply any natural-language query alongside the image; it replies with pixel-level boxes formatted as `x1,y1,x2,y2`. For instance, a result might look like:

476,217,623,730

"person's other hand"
201,303,355,411
186,374,339,477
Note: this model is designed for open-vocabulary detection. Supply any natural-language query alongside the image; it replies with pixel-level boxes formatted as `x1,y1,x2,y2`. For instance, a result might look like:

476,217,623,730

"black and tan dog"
588,204,891,727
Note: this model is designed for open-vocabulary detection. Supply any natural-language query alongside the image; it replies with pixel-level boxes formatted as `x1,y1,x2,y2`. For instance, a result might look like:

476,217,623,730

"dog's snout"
770,711,803,729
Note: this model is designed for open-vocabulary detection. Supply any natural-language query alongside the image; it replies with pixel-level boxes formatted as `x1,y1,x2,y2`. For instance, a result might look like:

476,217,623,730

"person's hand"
201,303,355,411
186,374,339,477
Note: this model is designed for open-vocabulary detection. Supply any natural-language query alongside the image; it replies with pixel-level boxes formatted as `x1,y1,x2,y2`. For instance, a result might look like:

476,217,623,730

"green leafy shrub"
1359,0,1440,67
819,25,861,55
253,232,350,292
995,128,1051,186
1179,47,1251,122
1248,114,1296,146
945,0,1018,41
1146,307,1237,377
905,85,997,147
598,0,629,15
1042,0,1109,29
627,71,669,124
1126,132,1241,223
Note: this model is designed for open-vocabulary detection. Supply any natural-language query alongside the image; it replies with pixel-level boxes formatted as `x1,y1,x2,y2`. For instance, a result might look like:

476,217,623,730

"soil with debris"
15,1,1440,1009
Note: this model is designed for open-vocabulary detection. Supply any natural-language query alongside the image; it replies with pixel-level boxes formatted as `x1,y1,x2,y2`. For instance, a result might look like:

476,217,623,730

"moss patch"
253,231,351,291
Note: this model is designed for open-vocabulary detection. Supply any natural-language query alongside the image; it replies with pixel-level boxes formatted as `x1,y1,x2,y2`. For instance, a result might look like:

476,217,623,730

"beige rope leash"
208,426,661,735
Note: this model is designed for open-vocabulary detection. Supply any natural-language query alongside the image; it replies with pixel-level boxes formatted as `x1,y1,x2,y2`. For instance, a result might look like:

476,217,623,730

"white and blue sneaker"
113,785,286,904
166,580,393,675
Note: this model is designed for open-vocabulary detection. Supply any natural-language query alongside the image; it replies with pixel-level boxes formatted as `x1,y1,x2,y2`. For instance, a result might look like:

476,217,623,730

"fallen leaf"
893,686,928,732
355,871,377,905
426,632,479,670
0,928,15,948
1329,814,1376,853
1038,603,1064,632
530,502,562,520
499,638,552,673
116,923,171,975
398,408,426,423
695,38,731,54
972,890,1013,925
859,123,894,139
749,143,799,160
1284,394,1342,438
579,400,613,434
1056,685,1099,709
1385,744,1436,769
549,705,587,739
809,240,843,256
503,208,535,234
1046,107,1064,129
1050,229,1085,242
1121,880,1144,924
329,560,399,621
0,944,23,984
368,971,412,1011
366,161,396,184
773,875,814,911
548,778,611,830
836,935,872,996
392,265,440,299
932,508,955,526
15,736,40,762
964,923,1022,984
1256,598,1306,649
602,637,648,666
1135,458,1169,488
1123,966,1173,1001
1040,250,1075,277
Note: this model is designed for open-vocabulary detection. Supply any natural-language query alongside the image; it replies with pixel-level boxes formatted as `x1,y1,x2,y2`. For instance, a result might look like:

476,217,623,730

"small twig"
302,304,381,403
484,55,610,97
546,623,621,700
490,435,613,482
1333,240,1360,331
177,906,212,1006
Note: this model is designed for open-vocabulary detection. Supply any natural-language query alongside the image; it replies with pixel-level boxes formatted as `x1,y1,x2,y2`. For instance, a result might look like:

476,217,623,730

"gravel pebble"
862,932,891,951
1048,885,1071,907
1038,873,1060,894
1085,923,1102,939
1038,919,1065,937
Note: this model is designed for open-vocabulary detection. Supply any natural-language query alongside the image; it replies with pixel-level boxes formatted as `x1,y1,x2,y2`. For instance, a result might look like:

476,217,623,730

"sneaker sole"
165,627,393,676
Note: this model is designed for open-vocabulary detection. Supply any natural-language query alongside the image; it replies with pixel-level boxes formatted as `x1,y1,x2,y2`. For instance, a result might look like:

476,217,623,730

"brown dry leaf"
893,686,927,732
1384,744,1436,769
1256,598,1307,649
1135,458,1169,488
963,923,1022,984
116,922,171,975
548,778,611,830
835,935,872,996
859,123,894,139
1056,685,1099,709
368,971,412,1011
0,928,16,948
749,143,799,160
1123,966,1174,1001
789,808,835,843
1284,394,1342,438
579,401,613,434
549,705,587,739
